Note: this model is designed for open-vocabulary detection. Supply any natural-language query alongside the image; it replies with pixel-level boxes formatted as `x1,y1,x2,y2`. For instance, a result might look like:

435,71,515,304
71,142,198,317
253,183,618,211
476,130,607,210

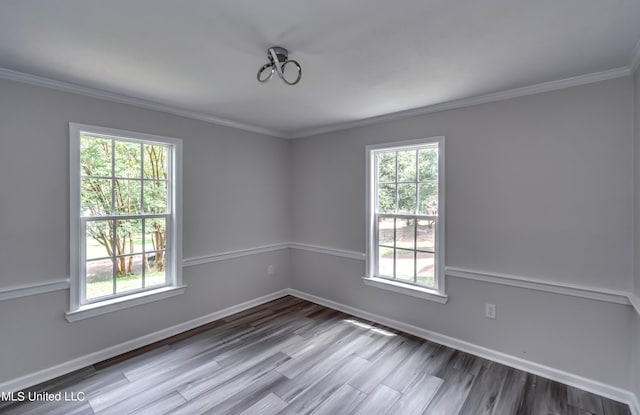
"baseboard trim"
2,286,637,413
630,394,640,415
0,289,289,394
286,288,639,412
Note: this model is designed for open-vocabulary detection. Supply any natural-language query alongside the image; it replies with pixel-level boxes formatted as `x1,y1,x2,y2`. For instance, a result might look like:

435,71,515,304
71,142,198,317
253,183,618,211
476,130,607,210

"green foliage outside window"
81,135,168,278
376,147,438,216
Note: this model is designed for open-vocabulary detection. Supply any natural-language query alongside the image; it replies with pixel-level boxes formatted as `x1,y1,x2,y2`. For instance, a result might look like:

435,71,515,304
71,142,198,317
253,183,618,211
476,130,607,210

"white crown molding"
286,289,638,411
0,279,69,302
0,65,634,141
288,242,366,260
630,37,640,72
0,289,289,394
182,242,290,267
291,67,632,138
0,67,287,138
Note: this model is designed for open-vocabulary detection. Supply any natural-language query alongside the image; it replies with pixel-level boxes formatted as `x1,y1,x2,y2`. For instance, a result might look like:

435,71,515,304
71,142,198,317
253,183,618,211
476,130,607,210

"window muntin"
368,138,444,293
71,124,181,310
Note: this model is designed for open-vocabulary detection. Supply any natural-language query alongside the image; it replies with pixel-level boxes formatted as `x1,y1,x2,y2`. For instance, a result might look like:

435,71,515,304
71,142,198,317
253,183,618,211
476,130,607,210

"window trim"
68,123,184,320
365,136,447,302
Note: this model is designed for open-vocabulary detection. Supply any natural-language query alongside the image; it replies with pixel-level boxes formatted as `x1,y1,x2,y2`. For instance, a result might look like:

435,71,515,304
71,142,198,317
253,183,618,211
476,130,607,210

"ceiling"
1,0,639,137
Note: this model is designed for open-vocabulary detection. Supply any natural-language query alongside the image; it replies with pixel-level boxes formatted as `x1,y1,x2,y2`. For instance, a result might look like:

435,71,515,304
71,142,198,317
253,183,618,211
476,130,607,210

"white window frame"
364,136,447,303
67,123,185,321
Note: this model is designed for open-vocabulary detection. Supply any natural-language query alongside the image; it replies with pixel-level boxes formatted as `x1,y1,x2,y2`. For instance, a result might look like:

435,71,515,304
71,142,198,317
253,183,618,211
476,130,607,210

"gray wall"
634,313,640,403
291,77,634,388
633,66,640,402
1,73,638,395
636,67,640,299
0,79,292,382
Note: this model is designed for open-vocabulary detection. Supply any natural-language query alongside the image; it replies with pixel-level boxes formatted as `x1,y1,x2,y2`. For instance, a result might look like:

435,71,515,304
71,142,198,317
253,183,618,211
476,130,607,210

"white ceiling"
1,0,639,137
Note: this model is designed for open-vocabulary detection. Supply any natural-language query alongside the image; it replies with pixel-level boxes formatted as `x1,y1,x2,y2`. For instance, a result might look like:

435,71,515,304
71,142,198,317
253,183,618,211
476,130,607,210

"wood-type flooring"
0,295,631,415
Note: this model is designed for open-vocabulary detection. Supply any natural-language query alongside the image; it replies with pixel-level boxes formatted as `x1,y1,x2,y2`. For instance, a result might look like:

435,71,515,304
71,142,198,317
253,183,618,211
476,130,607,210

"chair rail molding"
2,242,637,316
182,242,290,267
445,267,631,305
0,279,70,302
288,242,636,309
288,242,366,260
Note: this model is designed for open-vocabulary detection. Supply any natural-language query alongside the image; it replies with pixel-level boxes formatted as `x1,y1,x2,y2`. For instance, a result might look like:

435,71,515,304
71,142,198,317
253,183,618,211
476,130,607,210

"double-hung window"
365,137,446,303
68,124,184,321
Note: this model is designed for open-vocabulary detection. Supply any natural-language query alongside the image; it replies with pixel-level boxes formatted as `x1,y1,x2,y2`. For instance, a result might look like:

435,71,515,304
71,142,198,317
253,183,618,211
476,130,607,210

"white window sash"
365,136,446,297
69,123,183,316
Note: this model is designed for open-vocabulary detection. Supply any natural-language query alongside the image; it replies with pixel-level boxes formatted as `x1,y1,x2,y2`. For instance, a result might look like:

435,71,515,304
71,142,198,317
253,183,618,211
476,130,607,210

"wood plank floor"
0,296,631,415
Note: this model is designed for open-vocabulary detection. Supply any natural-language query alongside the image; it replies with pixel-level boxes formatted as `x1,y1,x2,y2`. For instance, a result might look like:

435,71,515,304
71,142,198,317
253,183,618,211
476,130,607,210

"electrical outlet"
267,264,274,275
485,303,496,319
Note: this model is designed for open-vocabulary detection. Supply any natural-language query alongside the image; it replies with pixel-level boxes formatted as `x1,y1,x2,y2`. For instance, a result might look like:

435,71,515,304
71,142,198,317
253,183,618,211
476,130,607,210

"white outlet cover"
485,304,496,319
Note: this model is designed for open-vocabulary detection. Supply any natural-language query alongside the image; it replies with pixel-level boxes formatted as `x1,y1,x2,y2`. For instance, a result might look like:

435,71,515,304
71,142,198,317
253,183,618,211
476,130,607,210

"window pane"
418,147,438,181
377,246,394,277
397,150,416,182
418,182,438,215
398,183,417,214
378,217,395,246
86,258,114,300
114,141,142,178
81,178,112,217
376,152,395,183
116,219,143,255
114,179,141,215
115,255,143,293
417,251,435,287
143,180,168,214
395,218,415,250
86,220,113,259
144,144,168,180
417,219,435,252
145,251,166,287
395,249,415,282
81,136,112,177
145,218,167,252
378,184,396,213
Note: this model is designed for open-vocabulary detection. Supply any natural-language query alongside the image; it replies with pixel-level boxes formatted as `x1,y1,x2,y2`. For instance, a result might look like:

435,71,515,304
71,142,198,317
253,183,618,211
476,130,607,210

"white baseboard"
2,286,637,414
0,289,289,394
630,394,640,415
285,288,639,413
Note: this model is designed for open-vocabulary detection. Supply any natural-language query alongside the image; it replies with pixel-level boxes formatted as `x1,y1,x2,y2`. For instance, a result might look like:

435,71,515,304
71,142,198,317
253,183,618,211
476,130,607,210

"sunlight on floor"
343,319,396,336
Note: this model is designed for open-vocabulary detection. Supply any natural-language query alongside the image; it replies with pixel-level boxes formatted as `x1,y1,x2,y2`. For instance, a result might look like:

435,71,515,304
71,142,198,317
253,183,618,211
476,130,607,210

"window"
68,124,184,320
365,137,446,303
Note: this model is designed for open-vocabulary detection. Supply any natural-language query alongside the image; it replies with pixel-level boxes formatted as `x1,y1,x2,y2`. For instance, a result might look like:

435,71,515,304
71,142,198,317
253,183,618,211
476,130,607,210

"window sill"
65,285,187,322
362,277,448,304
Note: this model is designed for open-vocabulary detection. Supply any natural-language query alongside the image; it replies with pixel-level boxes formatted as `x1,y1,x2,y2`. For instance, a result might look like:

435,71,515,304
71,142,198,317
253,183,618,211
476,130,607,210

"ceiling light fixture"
257,46,302,86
